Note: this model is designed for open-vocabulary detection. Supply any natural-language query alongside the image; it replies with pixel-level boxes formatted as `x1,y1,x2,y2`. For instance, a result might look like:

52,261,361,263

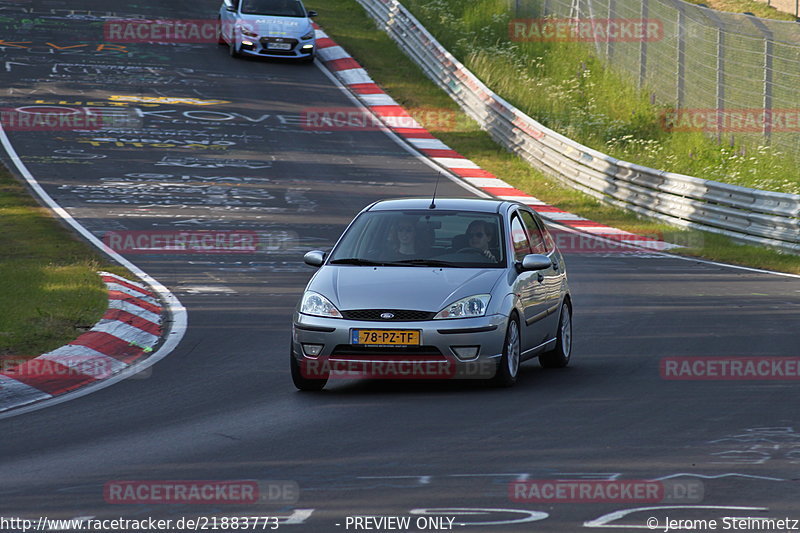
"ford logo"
380,312,395,319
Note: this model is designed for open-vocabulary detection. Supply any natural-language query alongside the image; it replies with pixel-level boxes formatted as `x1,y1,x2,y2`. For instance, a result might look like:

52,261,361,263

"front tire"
489,314,520,387
290,346,328,391
539,301,572,368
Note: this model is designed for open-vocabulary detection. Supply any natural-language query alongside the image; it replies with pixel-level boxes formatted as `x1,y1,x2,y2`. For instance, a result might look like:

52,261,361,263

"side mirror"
303,250,326,267
223,0,236,11
518,253,552,272
307,10,318,17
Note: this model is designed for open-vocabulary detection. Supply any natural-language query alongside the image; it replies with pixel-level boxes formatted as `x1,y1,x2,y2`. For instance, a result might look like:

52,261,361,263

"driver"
466,220,497,262
389,222,416,257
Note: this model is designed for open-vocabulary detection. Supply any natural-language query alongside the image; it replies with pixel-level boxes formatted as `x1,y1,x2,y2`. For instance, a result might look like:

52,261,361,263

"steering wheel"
457,247,496,261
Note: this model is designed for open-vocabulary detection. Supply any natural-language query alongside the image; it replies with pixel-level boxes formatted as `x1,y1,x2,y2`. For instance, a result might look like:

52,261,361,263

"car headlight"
300,291,342,318
301,29,315,40
241,29,258,37
434,294,491,320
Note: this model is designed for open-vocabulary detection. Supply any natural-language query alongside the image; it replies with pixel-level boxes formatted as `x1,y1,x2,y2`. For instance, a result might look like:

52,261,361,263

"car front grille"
341,309,436,321
330,345,446,360
259,37,299,55
259,49,297,56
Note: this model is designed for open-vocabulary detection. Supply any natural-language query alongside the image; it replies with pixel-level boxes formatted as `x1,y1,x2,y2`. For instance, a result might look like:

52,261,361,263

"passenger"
466,220,498,261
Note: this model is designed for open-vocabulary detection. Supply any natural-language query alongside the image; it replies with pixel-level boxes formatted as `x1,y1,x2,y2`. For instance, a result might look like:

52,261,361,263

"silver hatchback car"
291,198,572,390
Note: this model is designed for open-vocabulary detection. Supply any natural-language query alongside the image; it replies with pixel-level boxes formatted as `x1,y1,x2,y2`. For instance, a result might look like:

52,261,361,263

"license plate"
267,42,292,50
351,329,421,346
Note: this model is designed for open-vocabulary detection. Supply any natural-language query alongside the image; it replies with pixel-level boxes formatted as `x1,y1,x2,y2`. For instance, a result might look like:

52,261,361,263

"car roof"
365,197,511,214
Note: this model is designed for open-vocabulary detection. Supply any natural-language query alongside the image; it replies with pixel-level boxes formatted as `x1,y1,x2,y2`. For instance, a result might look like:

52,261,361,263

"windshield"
328,210,506,268
240,0,306,16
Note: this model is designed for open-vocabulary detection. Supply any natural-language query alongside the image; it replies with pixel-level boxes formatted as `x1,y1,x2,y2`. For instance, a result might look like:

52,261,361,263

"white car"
219,0,317,62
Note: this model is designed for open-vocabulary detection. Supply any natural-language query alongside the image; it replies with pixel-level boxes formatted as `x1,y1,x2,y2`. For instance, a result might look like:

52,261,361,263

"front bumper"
291,312,508,380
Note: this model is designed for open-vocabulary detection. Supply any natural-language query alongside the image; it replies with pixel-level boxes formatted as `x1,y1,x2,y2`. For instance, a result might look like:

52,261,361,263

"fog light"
302,344,323,357
301,44,313,50
451,346,479,360
242,40,254,46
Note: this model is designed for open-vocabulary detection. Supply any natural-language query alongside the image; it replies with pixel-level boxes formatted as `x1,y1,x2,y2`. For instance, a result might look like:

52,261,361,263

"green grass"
0,166,129,358
310,0,800,274
683,0,798,20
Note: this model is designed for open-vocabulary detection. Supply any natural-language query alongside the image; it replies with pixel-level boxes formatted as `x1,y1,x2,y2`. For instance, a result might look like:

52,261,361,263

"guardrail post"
701,9,726,143
639,0,649,88
745,14,774,142
675,1,686,107
606,0,616,61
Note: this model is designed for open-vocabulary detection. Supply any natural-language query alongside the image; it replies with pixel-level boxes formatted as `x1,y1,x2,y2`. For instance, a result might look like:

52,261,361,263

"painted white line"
652,472,786,481
0,122,187,420
550,221,800,277
432,157,479,169
358,475,432,485
668,255,800,278
463,177,514,188
91,321,158,347
106,299,161,324
629,240,682,251
41,344,116,361
314,29,329,39
181,285,236,294
360,93,398,106
584,505,767,529
538,211,587,221
105,282,160,305
338,68,373,85
39,350,127,379
503,196,547,205
406,137,451,150
100,271,148,291
579,226,634,234
382,116,423,129
316,45,350,62
0,375,52,412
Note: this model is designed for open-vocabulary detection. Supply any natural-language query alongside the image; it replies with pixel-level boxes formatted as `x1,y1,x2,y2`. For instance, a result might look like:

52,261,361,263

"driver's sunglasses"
468,231,486,238
398,226,414,232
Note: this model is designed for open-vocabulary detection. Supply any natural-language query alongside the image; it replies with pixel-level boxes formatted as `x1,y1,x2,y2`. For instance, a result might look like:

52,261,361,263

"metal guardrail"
356,0,800,253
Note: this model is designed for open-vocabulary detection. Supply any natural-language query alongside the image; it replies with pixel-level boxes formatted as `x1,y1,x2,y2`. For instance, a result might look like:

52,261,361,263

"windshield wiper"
391,259,460,267
329,258,389,266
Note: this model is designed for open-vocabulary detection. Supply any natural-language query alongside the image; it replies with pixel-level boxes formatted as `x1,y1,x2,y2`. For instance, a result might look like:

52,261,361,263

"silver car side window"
519,210,547,255
510,215,531,262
